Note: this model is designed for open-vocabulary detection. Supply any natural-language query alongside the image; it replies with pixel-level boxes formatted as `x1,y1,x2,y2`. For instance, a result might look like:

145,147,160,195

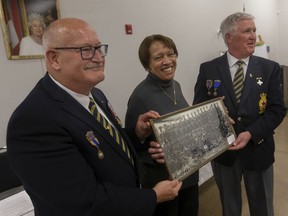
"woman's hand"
135,111,160,140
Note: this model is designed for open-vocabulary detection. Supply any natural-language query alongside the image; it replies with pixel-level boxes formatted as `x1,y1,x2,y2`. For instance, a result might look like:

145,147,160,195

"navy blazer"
193,54,286,169
7,73,156,216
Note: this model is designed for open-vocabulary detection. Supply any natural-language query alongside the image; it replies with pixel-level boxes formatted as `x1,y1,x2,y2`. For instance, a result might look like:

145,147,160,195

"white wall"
279,0,288,65
0,0,285,147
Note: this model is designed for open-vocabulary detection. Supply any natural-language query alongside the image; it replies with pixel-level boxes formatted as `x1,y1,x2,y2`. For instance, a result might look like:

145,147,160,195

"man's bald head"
42,18,98,51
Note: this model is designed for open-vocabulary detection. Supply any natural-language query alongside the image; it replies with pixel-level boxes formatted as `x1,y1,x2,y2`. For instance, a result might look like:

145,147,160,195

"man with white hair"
193,12,286,216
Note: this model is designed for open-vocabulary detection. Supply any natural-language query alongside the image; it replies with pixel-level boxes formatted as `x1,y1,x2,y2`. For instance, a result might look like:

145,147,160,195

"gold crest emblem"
259,93,267,114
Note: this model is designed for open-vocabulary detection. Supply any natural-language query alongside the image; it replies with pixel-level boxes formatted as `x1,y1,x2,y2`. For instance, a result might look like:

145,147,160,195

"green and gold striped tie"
88,97,134,165
233,61,244,103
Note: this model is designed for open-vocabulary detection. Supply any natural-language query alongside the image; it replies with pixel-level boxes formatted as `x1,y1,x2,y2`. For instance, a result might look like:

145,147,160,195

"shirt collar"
227,52,250,68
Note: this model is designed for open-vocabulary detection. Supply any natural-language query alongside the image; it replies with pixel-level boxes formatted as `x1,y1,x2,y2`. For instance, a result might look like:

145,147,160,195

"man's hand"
148,141,165,163
135,111,160,140
229,131,251,150
153,180,182,203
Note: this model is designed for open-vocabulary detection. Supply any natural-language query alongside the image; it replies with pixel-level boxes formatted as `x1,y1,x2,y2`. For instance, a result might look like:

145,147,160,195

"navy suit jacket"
193,54,286,169
7,73,156,216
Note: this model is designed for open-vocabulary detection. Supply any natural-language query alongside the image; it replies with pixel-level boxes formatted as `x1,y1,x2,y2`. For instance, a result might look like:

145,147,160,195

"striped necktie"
233,61,245,103
88,97,134,165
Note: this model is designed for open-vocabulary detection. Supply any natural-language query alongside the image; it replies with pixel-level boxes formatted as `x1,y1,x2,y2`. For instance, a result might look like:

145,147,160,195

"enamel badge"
259,93,267,114
256,77,263,86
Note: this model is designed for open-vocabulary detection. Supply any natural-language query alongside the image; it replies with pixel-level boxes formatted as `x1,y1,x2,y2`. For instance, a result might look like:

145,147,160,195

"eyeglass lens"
81,45,108,60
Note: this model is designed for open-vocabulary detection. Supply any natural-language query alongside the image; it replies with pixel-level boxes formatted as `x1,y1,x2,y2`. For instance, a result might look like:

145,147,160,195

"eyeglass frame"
53,44,108,60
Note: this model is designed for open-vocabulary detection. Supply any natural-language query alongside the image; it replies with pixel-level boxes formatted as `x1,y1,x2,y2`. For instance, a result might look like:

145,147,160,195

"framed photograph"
150,97,236,181
0,0,60,60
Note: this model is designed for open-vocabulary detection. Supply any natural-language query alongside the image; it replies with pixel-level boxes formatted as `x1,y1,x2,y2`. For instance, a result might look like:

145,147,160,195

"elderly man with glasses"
7,18,182,216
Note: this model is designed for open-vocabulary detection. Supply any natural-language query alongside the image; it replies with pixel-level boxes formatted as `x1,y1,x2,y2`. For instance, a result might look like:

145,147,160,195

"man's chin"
91,76,105,87
249,50,255,55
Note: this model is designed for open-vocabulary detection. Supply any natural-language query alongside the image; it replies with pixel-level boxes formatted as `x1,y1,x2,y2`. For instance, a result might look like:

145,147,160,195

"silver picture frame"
150,97,236,181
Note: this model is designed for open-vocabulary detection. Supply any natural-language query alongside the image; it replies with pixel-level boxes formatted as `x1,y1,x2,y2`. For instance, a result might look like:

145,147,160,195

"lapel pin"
256,77,263,86
259,93,267,114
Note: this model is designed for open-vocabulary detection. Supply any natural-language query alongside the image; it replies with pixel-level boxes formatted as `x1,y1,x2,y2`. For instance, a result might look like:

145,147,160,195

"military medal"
114,115,123,127
86,131,104,159
98,151,104,159
213,80,221,96
258,93,267,114
108,101,123,127
206,80,213,95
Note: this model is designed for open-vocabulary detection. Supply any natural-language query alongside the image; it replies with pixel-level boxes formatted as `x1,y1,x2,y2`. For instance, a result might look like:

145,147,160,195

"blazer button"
258,139,264,144
237,117,242,121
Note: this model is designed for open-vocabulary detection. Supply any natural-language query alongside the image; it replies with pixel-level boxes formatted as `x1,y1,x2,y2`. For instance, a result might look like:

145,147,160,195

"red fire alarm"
125,24,132,35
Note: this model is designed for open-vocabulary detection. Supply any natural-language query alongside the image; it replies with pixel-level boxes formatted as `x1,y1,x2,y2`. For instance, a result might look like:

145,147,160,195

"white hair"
27,12,46,29
220,12,254,45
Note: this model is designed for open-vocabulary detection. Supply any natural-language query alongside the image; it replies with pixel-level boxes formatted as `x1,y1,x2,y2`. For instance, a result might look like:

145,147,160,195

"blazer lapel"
239,56,261,105
42,73,96,128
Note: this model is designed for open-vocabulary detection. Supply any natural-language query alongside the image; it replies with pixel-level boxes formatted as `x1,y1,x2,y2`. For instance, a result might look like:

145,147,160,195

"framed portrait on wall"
150,98,236,181
0,0,60,60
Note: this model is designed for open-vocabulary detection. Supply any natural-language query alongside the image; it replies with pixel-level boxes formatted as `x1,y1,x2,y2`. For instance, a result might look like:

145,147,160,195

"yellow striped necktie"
88,97,134,165
233,61,245,103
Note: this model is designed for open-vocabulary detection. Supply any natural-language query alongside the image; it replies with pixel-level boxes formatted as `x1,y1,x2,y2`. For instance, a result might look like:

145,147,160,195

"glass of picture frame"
0,0,60,60
150,97,236,181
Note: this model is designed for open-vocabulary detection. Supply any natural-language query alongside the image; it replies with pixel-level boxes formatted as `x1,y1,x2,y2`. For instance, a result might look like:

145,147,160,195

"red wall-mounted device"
125,24,132,35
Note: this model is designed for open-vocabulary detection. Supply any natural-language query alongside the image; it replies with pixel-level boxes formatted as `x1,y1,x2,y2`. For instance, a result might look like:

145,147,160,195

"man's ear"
225,33,232,44
45,50,61,70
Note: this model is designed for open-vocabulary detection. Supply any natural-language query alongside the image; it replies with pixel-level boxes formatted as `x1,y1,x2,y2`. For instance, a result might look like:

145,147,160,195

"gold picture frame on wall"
150,98,236,181
0,0,60,60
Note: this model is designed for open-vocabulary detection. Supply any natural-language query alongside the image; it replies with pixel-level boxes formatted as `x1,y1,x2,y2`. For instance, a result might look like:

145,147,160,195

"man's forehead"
56,25,98,39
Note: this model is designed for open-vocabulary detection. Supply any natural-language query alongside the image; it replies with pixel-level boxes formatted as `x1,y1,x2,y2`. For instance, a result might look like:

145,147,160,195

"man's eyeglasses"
54,44,108,60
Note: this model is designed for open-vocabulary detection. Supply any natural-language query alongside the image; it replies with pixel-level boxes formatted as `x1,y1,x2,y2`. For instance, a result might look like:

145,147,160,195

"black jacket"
7,73,156,216
193,54,286,169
